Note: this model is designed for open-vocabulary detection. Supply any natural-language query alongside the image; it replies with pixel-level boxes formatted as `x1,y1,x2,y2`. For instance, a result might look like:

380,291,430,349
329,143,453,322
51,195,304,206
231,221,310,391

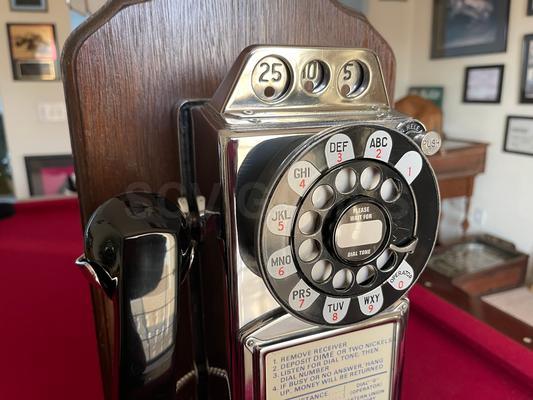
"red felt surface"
403,288,533,400
0,198,102,400
0,198,532,399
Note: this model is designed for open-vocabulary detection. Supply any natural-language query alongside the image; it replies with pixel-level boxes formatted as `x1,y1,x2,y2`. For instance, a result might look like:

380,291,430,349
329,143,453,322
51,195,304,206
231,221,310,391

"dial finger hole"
312,185,335,209
356,265,377,286
298,211,321,235
335,168,357,194
360,166,382,190
332,268,354,291
376,249,397,272
311,260,333,283
380,178,402,202
298,239,321,262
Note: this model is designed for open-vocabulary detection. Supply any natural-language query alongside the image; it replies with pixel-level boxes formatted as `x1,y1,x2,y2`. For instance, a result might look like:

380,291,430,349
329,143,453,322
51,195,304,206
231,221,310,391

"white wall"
340,0,415,98
364,1,415,98
344,0,533,258
401,0,533,256
0,1,73,198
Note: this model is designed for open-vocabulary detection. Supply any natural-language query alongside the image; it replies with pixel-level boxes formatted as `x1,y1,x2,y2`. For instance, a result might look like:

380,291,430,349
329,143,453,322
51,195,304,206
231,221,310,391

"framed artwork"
24,155,75,196
431,0,510,58
529,0,533,16
520,34,533,103
9,0,47,12
463,65,504,104
504,116,533,157
6,23,59,81
408,86,444,108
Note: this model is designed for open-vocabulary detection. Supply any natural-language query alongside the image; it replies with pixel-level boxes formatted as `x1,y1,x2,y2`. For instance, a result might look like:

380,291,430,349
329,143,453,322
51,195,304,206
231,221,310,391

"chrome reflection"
126,232,177,363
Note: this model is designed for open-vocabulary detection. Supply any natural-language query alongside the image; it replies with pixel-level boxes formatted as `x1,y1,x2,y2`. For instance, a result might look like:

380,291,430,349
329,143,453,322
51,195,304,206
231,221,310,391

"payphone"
77,46,441,400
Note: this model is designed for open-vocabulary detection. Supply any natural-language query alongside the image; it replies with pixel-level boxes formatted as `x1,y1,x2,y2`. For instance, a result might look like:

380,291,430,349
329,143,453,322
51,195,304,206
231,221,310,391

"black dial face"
258,125,439,326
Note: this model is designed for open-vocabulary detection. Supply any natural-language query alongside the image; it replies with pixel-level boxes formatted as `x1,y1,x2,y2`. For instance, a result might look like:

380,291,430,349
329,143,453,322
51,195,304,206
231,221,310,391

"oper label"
287,161,320,196
267,246,296,279
288,280,320,311
394,151,422,185
267,204,297,237
358,286,384,316
325,133,355,167
322,297,350,324
387,260,414,291
364,130,393,162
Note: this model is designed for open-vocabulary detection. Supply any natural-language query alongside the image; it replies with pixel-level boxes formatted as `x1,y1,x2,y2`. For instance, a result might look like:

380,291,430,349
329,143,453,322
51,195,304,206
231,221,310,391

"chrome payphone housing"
179,46,440,399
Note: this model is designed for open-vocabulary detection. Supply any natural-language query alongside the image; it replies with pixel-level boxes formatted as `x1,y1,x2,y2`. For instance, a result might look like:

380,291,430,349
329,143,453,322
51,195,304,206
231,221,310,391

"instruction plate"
265,323,394,400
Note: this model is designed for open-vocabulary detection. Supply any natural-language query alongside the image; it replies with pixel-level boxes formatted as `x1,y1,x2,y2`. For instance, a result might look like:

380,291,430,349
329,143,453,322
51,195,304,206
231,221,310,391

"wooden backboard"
62,0,395,225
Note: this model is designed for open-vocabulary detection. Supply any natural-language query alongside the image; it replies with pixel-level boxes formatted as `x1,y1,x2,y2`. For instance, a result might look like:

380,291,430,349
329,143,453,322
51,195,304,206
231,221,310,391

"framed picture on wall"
6,23,59,81
504,116,533,157
431,0,510,58
25,155,75,196
408,86,444,108
520,34,533,103
529,0,533,16
463,65,504,103
9,0,47,12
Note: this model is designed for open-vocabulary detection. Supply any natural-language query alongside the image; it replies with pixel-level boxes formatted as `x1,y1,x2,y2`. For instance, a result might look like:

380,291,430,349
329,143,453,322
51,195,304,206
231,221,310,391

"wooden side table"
429,139,488,236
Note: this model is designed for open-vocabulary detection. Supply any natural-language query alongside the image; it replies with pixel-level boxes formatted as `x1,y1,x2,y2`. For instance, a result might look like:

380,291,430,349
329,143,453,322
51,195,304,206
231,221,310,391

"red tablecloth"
0,199,102,400
0,198,532,399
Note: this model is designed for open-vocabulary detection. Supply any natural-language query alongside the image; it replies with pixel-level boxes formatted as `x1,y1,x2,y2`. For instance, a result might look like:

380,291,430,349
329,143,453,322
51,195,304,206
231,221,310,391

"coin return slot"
298,211,321,235
356,265,376,286
332,268,354,291
298,239,321,262
380,178,401,202
360,166,381,190
335,168,357,194
376,249,396,272
264,86,275,98
311,260,333,283
312,185,335,209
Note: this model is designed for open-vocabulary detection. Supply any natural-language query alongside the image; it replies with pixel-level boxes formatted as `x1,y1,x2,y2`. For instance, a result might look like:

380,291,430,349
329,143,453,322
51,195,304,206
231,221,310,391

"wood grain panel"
62,0,395,224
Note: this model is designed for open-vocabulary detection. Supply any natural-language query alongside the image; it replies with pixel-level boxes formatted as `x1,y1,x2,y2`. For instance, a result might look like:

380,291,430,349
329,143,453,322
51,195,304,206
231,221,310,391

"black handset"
78,192,193,400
